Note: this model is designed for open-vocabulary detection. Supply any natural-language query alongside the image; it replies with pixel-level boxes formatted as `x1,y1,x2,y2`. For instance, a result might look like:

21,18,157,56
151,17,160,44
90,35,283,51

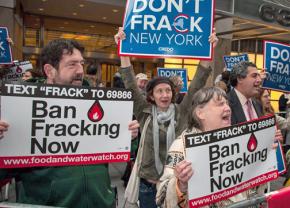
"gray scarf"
152,104,176,175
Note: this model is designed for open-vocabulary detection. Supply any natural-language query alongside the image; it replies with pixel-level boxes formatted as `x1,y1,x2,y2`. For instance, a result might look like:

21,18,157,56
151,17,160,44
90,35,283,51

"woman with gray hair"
156,87,234,207
156,87,280,208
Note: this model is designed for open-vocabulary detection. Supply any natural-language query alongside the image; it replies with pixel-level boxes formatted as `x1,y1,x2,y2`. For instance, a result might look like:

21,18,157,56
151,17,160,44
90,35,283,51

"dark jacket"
0,165,114,207
227,89,263,125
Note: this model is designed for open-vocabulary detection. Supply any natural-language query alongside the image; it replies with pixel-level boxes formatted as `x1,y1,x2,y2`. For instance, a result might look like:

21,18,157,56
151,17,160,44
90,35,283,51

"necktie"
246,100,254,120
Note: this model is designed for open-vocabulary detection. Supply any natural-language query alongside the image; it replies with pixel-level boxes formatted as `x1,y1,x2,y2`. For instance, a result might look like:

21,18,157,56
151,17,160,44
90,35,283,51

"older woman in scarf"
115,28,218,208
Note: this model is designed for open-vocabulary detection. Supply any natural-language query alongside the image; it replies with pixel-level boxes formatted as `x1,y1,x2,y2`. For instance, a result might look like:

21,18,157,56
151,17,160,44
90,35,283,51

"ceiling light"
61,34,76,39
90,25,95,28
112,9,118,13
102,16,107,20
42,0,47,2
75,35,90,41
79,4,84,7
39,8,44,11
73,12,77,16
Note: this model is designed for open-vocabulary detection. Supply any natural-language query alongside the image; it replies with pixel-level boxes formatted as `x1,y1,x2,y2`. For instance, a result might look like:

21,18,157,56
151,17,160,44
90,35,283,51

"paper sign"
276,141,286,175
157,68,188,93
263,41,290,92
3,61,33,81
223,54,249,71
185,116,278,207
0,27,13,65
0,82,133,168
119,0,215,59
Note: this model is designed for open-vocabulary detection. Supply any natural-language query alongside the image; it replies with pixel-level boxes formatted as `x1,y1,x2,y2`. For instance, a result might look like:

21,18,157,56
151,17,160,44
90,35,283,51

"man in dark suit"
228,61,263,124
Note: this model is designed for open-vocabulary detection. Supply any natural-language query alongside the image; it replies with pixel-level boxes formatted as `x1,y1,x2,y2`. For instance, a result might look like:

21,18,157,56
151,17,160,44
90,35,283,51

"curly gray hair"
229,61,257,87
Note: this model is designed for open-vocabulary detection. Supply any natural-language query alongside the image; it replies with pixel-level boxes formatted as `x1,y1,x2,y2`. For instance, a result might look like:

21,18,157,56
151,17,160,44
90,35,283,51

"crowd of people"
114,27,288,208
0,25,289,208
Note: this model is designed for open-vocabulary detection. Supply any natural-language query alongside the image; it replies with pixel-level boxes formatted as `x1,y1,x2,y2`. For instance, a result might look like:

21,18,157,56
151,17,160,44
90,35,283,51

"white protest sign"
185,116,278,207
0,82,133,168
3,61,33,81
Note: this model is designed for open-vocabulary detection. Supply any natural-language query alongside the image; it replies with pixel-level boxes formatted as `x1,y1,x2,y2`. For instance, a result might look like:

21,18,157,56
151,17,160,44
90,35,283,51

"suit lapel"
228,90,247,124
252,99,263,117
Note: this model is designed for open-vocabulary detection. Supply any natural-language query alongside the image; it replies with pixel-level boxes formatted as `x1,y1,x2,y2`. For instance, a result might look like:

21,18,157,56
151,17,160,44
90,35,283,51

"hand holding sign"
275,129,283,143
6,37,14,46
209,28,218,49
0,120,9,139
115,27,131,68
114,27,126,44
175,160,193,193
260,69,267,81
200,28,218,68
129,119,140,140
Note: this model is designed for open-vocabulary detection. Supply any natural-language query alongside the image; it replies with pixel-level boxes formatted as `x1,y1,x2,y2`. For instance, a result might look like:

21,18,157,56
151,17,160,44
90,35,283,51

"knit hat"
136,73,148,80
146,76,174,93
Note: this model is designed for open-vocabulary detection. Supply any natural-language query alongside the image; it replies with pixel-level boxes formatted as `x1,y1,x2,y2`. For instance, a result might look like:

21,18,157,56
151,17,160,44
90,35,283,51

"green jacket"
119,64,211,181
0,165,115,207
0,79,115,207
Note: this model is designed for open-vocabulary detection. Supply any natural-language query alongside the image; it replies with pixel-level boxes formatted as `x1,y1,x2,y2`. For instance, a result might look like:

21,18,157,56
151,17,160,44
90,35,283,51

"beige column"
206,18,233,86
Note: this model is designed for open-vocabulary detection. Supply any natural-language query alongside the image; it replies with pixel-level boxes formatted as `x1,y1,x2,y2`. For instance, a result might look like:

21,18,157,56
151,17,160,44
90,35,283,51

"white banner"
3,61,33,81
185,116,278,207
0,82,133,168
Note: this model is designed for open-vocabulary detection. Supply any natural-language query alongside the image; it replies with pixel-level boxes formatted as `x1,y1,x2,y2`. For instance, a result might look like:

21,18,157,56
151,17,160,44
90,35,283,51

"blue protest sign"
0,27,13,65
223,54,249,71
120,0,214,59
157,68,188,93
276,141,286,175
263,41,290,92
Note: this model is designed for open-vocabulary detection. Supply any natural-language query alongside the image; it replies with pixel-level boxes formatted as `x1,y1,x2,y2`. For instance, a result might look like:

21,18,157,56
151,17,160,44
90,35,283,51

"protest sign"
0,82,133,168
185,116,278,207
3,61,33,81
276,141,286,175
263,41,290,92
0,27,13,65
157,68,188,93
223,54,249,71
119,0,214,59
